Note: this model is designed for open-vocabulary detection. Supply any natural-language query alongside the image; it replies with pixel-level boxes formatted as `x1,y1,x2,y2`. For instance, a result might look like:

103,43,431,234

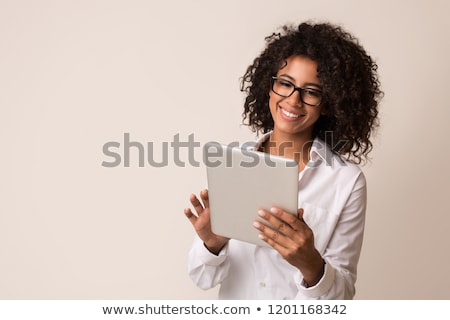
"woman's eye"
304,89,322,97
278,80,293,88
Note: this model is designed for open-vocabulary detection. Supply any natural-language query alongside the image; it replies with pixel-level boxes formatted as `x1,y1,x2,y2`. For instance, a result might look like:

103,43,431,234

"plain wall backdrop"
1,0,449,299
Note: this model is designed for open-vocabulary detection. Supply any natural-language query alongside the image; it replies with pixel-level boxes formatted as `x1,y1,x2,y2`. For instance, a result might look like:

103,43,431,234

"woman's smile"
278,105,303,120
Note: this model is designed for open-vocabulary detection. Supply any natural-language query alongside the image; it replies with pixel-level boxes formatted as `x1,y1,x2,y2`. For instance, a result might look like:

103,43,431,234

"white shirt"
187,132,367,299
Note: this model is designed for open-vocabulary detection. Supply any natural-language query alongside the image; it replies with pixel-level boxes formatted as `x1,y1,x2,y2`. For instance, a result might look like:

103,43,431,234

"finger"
278,221,287,232
200,189,210,208
297,208,305,221
253,220,289,249
269,207,306,232
294,208,310,230
257,209,295,236
263,224,285,244
260,232,289,254
189,194,205,215
184,207,197,224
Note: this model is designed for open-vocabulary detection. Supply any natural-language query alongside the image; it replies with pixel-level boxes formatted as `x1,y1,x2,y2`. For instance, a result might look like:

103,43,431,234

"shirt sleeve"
294,171,367,300
187,235,231,290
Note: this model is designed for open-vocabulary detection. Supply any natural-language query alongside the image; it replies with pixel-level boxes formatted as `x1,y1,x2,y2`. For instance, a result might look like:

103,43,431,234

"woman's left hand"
253,207,325,287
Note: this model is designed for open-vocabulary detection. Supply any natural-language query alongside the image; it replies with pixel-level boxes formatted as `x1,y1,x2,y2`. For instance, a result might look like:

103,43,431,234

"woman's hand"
184,189,229,255
253,207,325,287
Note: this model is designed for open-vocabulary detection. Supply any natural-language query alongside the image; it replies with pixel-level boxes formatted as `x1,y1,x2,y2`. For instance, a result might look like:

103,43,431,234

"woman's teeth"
281,108,299,118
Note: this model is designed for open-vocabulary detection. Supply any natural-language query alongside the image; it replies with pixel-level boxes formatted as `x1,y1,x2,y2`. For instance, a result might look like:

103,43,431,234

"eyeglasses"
271,76,323,107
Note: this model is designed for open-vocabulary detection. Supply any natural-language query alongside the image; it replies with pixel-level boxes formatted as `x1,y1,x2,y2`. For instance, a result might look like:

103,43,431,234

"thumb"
297,208,305,221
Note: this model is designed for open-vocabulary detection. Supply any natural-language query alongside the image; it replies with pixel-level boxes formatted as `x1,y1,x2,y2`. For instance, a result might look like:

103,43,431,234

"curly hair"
241,22,383,163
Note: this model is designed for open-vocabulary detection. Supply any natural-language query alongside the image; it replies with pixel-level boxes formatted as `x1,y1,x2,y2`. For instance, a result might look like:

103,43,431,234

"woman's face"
269,55,323,140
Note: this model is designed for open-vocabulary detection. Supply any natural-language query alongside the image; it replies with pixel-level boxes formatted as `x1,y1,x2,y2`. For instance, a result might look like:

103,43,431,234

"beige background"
1,0,449,299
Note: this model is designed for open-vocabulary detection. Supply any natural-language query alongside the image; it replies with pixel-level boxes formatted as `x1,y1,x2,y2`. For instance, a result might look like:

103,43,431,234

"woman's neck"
262,131,313,171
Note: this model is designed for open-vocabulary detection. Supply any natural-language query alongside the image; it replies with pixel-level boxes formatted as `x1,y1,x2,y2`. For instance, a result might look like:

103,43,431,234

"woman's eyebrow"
278,74,296,82
278,74,322,89
303,82,323,90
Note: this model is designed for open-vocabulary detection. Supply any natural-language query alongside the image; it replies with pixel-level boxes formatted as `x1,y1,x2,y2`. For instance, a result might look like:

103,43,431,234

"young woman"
183,22,382,299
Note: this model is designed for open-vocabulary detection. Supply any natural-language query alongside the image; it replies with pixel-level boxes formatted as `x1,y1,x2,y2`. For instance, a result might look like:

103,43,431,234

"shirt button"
259,282,266,288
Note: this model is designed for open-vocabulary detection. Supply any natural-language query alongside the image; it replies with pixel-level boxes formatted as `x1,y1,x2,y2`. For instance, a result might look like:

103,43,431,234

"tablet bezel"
204,141,299,247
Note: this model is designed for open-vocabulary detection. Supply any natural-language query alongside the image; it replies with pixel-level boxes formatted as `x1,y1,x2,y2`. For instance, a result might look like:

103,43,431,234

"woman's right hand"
184,189,229,254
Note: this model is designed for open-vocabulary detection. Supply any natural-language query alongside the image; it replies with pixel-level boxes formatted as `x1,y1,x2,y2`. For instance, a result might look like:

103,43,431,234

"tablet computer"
204,141,299,247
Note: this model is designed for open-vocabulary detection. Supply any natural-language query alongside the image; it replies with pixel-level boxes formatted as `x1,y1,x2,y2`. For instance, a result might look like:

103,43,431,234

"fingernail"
257,210,266,218
270,207,280,214
253,221,261,229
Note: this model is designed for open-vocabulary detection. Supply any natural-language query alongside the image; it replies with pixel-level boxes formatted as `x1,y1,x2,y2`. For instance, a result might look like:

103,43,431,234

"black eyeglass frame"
270,76,323,107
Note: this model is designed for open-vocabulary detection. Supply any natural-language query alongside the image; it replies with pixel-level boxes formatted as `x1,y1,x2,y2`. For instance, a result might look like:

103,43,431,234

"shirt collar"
251,131,335,166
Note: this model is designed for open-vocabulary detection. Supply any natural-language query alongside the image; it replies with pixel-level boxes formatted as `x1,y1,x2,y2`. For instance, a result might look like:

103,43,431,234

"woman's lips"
279,106,303,120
